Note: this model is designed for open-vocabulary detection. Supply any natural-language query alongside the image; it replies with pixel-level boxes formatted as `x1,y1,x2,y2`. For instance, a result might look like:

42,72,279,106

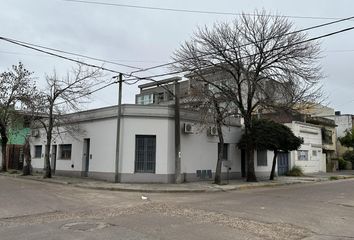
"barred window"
135,135,156,173
34,145,42,158
257,150,268,166
59,144,72,160
298,150,308,161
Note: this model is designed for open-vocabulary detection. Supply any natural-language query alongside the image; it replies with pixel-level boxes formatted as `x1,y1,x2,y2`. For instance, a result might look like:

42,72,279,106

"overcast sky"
1,0,354,113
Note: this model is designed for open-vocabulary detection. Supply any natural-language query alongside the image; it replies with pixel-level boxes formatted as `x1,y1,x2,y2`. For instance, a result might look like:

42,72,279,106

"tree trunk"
270,150,278,180
43,104,53,178
214,126,224,185
43,142,51,178
213,99,224,185
246,146,257,182
0,129,8,172
244,120,257,182
22,138,32,175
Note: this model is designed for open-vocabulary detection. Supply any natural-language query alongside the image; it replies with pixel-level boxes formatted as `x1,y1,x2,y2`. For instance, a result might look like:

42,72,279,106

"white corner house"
30,104,246,183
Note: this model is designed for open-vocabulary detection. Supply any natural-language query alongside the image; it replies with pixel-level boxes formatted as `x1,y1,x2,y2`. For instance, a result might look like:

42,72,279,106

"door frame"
82,138,90,177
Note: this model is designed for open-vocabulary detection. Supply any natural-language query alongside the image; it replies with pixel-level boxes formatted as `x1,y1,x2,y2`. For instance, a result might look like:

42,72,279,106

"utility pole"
174,78,182,183
115,73,123,183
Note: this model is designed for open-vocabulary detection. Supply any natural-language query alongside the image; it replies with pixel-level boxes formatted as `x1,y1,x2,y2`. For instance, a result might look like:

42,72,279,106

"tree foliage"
339,129,354,149
238,119,303,180
0,62,37,171
172,10,322,181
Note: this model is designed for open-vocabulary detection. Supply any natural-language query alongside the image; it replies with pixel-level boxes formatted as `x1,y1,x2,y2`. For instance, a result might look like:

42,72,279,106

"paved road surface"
1,176,354,239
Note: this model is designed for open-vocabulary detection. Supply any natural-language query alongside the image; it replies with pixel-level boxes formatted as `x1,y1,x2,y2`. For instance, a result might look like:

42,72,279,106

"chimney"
335,111,341,116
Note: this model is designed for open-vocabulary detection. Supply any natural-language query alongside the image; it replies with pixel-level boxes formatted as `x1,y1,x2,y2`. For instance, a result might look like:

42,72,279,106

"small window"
257,150,268,166
135,135,156,173
34,145,42,158
59,144,72,160
218,143,228,160
298,150,308,161
312,150,317,157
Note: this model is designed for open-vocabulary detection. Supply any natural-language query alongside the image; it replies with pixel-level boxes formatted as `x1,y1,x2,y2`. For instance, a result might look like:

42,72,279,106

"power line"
63,0,346,21
0,36,141,70
54,80,117,106
0,36,125,75
124,25,354,82
130,15,354,75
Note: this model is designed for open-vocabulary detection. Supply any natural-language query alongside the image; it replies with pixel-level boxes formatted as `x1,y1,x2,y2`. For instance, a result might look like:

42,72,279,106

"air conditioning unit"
208,126,218,136
31,129,40,138
184,123,194,134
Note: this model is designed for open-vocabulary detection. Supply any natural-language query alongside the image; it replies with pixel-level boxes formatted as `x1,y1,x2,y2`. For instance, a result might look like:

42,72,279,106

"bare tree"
33,64,102,178
173,11,323,181
187,80,235,184
0,62,37,172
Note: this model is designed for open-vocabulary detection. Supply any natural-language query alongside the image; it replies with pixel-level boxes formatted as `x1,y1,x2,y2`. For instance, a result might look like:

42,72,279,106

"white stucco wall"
180,123,242,175
120,116,173,175
254,150,275,177
28,105,243,182
30,117,117,175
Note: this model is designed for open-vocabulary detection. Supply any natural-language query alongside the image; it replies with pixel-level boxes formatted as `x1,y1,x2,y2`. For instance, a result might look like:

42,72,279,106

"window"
297,150,308,161
59,144,72,160
135,135,156,173
136,94,154,105
218,143,228,160
312,150,317,157
34,145,42,158
257,150,268,166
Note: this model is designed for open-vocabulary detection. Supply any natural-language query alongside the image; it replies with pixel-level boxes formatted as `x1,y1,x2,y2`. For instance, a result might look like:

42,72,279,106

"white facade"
285,121,326,173
30,105,244,183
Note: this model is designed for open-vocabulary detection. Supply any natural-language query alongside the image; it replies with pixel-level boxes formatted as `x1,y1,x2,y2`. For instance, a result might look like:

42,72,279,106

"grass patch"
329,176,339,181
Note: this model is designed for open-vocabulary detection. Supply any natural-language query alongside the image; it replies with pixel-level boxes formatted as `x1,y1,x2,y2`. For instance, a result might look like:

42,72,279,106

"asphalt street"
1,175,354,239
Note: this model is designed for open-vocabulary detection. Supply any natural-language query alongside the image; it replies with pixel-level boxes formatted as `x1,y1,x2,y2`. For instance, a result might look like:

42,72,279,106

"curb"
1,173,353,193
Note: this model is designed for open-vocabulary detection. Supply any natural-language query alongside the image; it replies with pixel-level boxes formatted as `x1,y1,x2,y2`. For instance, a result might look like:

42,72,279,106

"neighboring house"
251,121,326,176
0,121,31,170
323,111,354,157
284,121,326,173
30,104,244,183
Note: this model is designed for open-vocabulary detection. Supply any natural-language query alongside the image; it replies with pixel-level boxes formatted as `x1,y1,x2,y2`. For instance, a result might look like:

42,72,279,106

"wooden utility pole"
115,73,123,183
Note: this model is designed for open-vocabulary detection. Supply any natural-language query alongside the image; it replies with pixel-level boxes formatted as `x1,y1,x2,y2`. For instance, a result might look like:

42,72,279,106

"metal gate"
277,152,289,176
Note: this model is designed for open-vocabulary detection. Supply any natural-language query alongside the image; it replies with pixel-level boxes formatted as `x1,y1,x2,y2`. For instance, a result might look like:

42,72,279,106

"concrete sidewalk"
1,171,354,193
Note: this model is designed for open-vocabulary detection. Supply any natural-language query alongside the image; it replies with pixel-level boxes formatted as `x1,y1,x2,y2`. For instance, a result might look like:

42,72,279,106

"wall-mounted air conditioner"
208,126,218,136
184,123,194,134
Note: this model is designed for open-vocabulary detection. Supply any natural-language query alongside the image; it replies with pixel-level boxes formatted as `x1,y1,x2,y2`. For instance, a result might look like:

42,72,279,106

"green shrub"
337,158,347,170
329,176,339,181
343,150,354,161
286,166,304,177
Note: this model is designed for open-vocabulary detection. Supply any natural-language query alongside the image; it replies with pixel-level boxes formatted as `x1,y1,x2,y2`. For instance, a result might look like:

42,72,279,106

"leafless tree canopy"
30,63,103,178
173,11,323,118
172,11,323,181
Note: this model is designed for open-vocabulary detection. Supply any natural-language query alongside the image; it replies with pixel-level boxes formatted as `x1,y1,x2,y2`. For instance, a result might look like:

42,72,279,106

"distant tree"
32,64,102,178
172,10,323,181
339,129,354,149
238,119,303,180
0,62,37,171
